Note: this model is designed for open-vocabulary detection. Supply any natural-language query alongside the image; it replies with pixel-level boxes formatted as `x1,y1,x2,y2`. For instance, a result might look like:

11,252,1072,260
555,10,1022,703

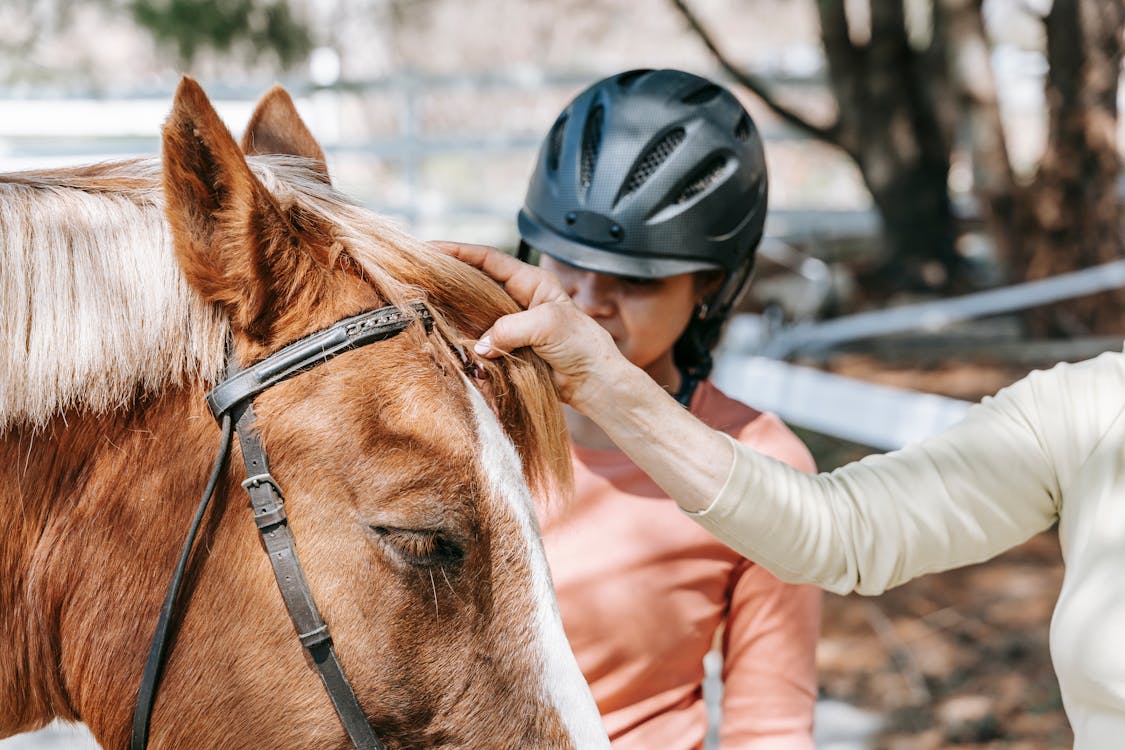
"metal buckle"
242,472,283,495
242,473,288,530
299,624,332,650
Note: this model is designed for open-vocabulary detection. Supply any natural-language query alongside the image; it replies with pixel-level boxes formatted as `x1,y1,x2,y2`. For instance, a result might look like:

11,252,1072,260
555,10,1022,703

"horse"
0,78,610,749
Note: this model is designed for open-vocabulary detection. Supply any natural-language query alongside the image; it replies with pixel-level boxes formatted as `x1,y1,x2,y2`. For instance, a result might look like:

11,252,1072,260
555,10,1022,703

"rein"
131,301,433,750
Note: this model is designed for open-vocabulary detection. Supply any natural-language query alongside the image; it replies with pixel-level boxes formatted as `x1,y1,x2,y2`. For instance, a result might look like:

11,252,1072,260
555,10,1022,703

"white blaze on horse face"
464,385,610,749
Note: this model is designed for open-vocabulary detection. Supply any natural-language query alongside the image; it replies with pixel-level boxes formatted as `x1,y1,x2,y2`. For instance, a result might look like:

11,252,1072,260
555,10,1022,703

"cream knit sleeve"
684,355,1125,595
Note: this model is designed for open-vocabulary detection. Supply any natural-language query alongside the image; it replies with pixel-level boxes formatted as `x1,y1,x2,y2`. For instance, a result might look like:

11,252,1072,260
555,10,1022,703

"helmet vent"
580,105,604,189
682,84,723,105
616,69,652,89
618,128,686,199
676,157,727,204
547,114,568,172
735,114,752,142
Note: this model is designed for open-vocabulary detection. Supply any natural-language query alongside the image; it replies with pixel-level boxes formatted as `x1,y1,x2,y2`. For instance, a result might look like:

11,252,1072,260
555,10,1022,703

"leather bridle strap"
231,399,386,750
132,301,431,750
130,413,234,750
207,302,433,417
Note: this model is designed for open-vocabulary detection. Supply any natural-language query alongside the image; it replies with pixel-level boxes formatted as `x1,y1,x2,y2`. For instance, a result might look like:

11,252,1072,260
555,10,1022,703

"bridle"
131,301,433,750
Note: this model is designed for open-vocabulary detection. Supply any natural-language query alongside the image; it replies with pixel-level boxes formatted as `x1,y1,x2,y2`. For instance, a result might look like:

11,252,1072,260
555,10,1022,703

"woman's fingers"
431,241,568,308
432,240,628,406
481,302,620,404
430,241,578,360
473,300,582,356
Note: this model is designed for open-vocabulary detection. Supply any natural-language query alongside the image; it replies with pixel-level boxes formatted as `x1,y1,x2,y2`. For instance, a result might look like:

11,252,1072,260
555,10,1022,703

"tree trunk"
940,0,1020,267
864,152,959,288
1013,0,1125,334
817,0,964,292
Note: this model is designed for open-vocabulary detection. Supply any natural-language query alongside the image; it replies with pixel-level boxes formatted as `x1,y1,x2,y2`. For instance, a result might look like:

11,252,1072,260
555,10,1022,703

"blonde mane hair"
0,156,568,494
0,159,226,431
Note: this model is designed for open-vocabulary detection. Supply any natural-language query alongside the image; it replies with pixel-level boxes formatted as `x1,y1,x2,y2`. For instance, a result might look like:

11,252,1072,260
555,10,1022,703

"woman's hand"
432,241,631,410
434,241,734,513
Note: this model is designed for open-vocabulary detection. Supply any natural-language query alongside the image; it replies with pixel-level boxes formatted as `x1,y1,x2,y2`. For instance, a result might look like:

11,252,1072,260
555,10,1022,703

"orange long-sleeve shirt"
540,380,821,749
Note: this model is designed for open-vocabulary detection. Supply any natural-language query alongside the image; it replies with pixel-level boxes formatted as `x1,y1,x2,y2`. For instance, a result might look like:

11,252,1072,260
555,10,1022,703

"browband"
207,301,432,418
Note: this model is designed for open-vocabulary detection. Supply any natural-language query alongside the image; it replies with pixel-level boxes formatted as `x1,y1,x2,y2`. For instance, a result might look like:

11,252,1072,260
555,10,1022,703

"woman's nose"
568,273,614,317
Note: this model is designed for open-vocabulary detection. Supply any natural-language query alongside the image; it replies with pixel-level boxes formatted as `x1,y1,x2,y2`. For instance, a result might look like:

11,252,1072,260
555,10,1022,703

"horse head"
156,78,607,749
0,79,608,749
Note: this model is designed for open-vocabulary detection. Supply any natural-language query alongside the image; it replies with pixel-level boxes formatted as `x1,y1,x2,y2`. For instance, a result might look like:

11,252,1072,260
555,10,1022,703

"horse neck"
0,387,216,737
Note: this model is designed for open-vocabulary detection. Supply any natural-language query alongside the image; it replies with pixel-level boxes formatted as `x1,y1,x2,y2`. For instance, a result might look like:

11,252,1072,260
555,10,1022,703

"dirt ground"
804,354,1074,749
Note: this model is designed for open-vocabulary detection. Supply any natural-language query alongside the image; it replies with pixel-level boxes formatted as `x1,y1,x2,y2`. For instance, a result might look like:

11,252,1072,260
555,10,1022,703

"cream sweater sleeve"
685,358,1121,596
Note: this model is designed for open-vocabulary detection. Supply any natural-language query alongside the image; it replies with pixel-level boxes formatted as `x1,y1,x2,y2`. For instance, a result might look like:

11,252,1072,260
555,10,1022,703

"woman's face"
540,254,701,376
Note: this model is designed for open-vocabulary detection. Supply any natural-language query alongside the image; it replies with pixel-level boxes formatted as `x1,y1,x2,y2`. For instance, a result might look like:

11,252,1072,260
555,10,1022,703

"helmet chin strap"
673,300,716,408
516,240,533,263
707,253,757,325
674,366,701,407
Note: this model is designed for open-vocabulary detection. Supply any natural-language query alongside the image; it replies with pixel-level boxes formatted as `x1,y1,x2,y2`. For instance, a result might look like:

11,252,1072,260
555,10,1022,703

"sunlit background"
1,1,1079,245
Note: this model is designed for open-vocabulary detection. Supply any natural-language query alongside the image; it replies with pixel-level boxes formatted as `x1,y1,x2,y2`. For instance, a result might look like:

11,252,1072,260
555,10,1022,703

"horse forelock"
274,165,572,501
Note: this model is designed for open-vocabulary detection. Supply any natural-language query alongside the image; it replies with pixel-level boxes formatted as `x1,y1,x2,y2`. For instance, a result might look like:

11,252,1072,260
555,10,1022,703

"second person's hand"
433,240,734,513
431,241,636,411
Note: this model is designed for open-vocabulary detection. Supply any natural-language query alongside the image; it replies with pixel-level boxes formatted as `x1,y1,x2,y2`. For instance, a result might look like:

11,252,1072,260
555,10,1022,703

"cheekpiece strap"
231,401,386,750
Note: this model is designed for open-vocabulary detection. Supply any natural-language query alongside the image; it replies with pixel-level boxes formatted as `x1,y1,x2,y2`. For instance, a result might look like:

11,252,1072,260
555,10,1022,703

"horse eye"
370,526,464,568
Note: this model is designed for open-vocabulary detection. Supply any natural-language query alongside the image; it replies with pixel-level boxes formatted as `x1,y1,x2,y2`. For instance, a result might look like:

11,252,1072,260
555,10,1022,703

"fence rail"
751,259,1125,359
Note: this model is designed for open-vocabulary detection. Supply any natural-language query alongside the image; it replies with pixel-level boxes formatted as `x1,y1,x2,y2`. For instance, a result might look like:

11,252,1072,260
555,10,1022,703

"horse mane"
0,159,227,431
0,156,569,497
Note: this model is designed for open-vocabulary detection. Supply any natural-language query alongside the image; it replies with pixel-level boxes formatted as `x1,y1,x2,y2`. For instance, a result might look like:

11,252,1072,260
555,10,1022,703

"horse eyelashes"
370,526,465,569
391,529,436,558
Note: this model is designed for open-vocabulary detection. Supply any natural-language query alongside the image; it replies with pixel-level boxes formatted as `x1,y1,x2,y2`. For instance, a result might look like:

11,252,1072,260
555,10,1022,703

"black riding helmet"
518,68,769,403
519,68,767,320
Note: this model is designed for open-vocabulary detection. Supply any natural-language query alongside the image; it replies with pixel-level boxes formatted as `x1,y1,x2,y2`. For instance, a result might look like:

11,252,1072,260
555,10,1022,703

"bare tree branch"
669,0,842,145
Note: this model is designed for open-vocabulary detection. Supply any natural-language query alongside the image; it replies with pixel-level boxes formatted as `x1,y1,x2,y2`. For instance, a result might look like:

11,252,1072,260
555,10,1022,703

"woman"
512,69,821,749
442,199,1125,748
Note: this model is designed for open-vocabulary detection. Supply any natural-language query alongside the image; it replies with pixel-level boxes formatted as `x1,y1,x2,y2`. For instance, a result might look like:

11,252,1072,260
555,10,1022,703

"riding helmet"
517,68,769,322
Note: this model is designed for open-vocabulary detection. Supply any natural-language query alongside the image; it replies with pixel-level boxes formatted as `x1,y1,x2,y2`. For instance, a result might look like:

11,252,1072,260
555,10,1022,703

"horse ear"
162,76,294,339
241,85,329,180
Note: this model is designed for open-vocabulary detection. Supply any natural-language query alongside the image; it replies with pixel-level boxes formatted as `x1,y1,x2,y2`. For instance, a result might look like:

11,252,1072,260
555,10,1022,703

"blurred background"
2,1,1121,748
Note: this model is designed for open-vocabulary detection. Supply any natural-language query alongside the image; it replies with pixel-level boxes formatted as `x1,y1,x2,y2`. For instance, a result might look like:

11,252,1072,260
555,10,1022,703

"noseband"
131,302,433,750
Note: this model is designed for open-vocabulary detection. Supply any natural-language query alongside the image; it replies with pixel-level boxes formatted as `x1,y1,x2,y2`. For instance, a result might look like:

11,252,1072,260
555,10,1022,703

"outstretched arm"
439,242,1070,595
434,242,731,512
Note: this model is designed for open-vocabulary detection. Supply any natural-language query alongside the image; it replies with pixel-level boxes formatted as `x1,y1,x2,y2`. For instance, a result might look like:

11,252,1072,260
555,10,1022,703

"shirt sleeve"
718,412,821,749
719,562,820,749
686,358,1122,596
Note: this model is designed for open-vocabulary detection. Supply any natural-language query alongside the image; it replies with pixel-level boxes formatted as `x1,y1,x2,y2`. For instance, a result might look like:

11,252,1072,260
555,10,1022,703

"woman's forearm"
440,242,1067,596
577,355,733,513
